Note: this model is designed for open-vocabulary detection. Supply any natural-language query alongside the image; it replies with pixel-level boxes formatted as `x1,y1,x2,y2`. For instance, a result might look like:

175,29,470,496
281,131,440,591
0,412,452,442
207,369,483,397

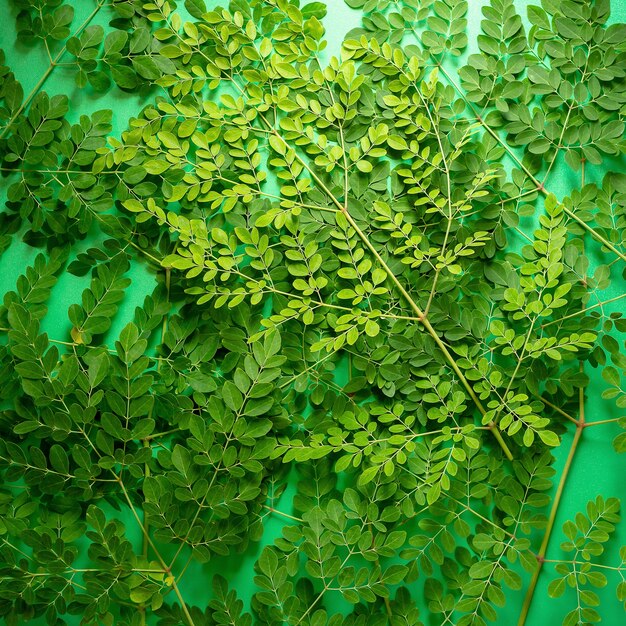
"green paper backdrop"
1,0,625,624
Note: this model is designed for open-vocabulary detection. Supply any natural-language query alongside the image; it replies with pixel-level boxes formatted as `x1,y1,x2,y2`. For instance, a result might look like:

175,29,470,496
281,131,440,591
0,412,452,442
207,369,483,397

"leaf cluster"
0,1,625,625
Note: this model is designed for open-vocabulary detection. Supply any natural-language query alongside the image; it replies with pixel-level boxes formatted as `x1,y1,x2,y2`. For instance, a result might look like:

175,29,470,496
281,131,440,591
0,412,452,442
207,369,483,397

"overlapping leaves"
0,1,625,626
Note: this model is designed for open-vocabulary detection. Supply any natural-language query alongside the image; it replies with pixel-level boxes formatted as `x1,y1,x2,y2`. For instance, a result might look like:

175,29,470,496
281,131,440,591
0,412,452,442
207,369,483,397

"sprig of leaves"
0,0,625,625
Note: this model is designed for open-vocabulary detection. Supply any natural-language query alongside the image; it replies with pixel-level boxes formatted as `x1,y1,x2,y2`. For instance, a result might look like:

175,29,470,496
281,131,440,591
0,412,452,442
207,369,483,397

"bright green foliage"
547,498,621,626
12,0,176,92
460,0,626,170
4,101,113,241
0,50,24,142
68,252,131,344
0,0,625,625
14,0,75,43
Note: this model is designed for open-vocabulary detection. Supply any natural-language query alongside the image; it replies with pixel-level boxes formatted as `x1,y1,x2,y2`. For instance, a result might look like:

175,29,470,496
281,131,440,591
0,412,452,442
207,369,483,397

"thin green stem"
492,319,537,426
262,505,303,523
116,476,196,626
542,102,574,186
0,68,55,141
126,239,163,265
145,427,182,441
116,477,166,569
562,210,626,263
517,422,584,626
412,73,454,319
452,497,516,539
541,293,626,329
543,559,626,572
585,417,623,427
518,262,587,626
141,438,151,588
534,394,579,426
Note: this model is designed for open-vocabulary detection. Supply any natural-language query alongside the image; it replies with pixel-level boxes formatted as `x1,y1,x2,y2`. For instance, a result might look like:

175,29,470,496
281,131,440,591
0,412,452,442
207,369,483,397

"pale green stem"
585,417,623,427
262,505,303,523
542,293,626,328
116,476,196,626
517,421,584,626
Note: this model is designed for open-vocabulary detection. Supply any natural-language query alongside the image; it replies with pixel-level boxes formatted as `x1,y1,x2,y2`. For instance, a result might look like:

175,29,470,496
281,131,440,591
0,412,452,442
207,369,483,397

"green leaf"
528,6,550,30
49,445,69,474
538,430,560,447
132,56,161,80
547,577,566,598
185,0,207,19
223,381,243,411
0,6,624,625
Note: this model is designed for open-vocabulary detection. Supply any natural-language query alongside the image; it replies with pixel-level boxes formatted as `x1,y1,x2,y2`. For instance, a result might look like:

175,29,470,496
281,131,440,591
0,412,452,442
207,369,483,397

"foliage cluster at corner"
0,0,626,626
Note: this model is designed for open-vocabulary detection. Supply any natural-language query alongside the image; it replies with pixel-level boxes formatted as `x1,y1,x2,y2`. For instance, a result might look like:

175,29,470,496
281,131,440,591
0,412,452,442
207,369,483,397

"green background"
0,0,625,624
